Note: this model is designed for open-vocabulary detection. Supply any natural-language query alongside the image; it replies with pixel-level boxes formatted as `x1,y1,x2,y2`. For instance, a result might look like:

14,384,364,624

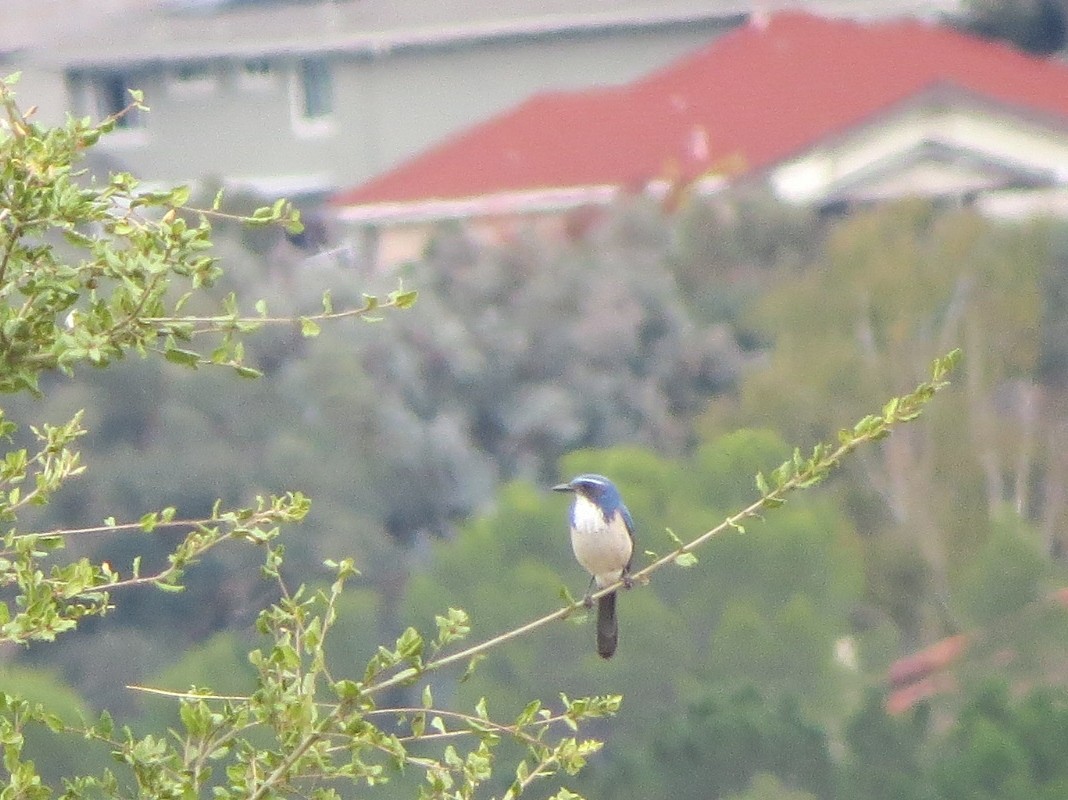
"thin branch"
12,515,213,541
506,749,562,800
104,267,167,340
363,351,959,696
141,297,409,335
127,685,248,702
362,706,550,747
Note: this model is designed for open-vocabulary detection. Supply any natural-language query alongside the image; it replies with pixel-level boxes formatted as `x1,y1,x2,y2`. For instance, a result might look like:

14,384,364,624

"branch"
141,287,417,337
246,700,351,800
365,350,961,696
10,515,211,542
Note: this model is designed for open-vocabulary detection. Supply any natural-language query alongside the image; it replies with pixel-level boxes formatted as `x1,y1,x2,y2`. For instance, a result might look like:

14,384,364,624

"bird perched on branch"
552,474,634,658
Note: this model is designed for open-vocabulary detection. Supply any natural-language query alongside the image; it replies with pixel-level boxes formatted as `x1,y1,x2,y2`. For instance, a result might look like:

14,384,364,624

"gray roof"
1,0,155,55
31,0,964,70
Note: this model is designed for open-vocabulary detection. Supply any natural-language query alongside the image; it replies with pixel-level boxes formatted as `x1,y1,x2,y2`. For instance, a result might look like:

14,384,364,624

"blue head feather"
561,474,635,533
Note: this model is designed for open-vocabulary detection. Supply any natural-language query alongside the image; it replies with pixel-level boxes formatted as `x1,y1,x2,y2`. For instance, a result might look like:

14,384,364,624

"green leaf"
516,700,541,726
392,290,418,309
180,701,209,736
674,552,698,568
284,215,304,235
300,317,321,338
333,680,361,701
550,790,583,800
396,626,423,659
234,365,263,379
164,347,201,367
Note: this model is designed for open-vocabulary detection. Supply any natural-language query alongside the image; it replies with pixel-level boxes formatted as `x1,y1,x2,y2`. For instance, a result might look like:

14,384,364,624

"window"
244,59,272,79
170,62,217,97
239,58,275,91
292,58,334,130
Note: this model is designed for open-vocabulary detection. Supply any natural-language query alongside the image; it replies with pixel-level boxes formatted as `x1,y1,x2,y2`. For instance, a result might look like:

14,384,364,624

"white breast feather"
570,495,632,587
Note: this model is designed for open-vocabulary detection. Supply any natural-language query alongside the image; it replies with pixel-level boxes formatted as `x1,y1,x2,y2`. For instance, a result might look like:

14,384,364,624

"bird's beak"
551,482,574,493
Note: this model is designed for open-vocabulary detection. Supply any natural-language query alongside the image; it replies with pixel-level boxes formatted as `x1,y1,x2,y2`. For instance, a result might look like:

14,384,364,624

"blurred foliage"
698,201,1068,645
840,691,934,800
360,199,747,538
958,0,1067,55
645,689,835,800
934,681,1068,799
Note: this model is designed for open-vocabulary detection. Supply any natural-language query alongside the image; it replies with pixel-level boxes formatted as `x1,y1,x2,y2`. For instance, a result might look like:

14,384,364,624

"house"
11,0,760,199
330,10,1068,265
0,0,157,118
8,0,965,200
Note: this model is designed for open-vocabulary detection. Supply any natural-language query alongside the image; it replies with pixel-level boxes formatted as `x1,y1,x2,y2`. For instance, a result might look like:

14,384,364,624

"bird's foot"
622,572,634,590
582,593,594,609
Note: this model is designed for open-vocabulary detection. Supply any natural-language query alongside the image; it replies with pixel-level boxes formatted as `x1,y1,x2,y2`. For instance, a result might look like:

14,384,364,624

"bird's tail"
597,592,618,659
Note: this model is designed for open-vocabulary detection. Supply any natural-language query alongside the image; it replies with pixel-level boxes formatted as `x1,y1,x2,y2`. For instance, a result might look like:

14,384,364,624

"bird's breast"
570,495,632,587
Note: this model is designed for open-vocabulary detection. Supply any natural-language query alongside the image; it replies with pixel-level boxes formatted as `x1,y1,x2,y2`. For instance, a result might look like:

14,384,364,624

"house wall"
770,100,1068,204
0,60,69,121
39,22,734,194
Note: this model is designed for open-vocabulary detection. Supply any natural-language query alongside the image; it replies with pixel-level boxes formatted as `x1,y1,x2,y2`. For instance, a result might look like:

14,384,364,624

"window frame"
289,57,335,137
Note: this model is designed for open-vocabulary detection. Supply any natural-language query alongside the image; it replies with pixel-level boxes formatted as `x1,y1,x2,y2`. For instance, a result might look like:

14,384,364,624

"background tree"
958,0,1067,55
712,201,1062,645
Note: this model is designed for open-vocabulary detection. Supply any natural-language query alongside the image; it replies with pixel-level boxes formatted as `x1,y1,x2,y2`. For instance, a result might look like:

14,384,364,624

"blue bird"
552,474,634,659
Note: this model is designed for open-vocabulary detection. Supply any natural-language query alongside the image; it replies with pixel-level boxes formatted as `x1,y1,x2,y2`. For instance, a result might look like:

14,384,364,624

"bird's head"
552,473,622,512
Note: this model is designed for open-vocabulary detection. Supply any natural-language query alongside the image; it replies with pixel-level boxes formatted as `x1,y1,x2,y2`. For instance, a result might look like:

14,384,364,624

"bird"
552,474,634,659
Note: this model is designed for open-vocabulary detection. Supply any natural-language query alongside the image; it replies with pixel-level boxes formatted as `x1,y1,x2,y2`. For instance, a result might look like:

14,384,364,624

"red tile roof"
331,11,1068,211
884,588,1068,714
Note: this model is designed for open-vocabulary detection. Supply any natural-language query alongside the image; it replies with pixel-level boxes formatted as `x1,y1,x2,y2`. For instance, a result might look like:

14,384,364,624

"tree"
935,681,1068,800
359,204,748,539
959,0,1067,55
839,691,934,800
642,688,835,800
724,201,1056,644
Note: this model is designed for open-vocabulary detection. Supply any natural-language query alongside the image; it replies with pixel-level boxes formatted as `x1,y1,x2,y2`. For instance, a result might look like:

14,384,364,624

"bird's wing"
619,504,636,540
